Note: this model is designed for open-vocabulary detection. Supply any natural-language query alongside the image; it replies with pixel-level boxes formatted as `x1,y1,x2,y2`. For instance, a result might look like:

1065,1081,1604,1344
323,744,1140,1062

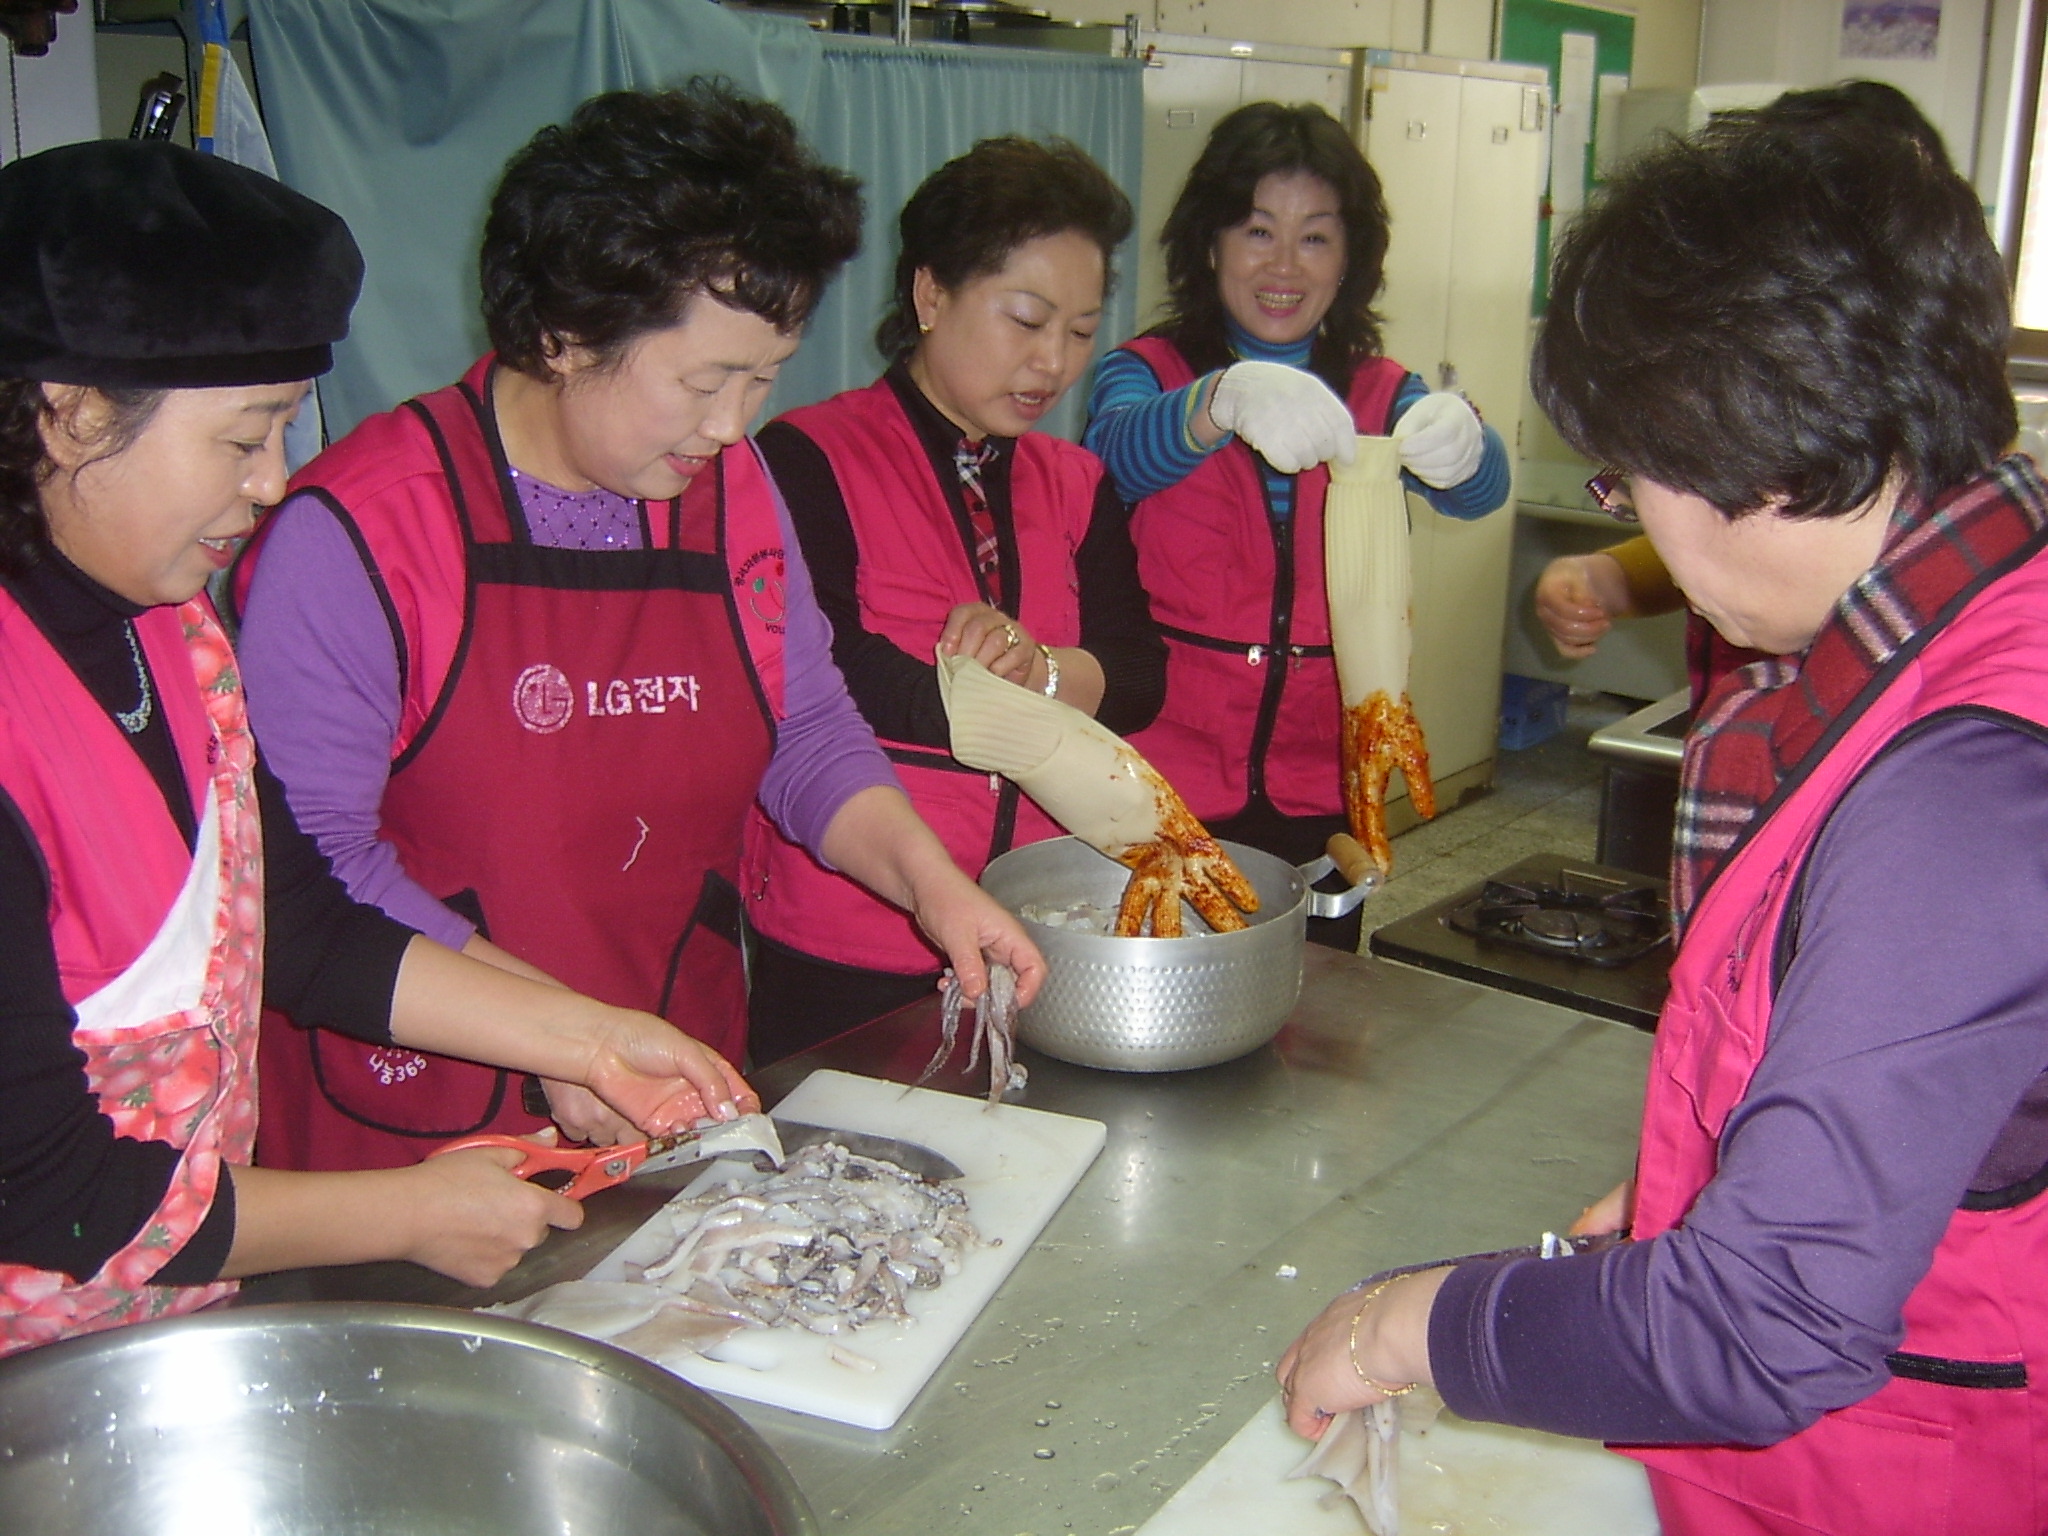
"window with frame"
2006,2,2048,374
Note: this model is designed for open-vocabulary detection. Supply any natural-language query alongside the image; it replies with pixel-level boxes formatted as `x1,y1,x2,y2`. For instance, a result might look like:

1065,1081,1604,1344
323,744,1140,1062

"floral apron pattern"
0,601,262,1353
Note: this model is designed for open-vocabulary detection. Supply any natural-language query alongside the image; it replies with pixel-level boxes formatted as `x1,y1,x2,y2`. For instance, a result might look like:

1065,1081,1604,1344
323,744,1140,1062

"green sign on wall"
1499,0,1637,312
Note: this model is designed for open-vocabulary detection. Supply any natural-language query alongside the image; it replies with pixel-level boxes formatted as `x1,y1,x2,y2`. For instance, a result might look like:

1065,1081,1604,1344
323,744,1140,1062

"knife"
771,1117,965,1182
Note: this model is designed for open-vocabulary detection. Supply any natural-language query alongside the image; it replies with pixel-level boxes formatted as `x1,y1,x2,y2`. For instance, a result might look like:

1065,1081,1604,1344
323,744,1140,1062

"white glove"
1391,391,1484,489
1206,361,1358,474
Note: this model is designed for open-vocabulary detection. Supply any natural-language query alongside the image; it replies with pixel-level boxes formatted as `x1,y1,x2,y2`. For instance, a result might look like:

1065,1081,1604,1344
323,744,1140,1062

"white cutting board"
585,1069,1105,1430
1138,1395,1659,1536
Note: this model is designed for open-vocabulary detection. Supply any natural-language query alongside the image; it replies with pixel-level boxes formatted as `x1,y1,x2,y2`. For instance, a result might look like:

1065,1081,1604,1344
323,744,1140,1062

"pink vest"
240,356,785,1170
1623,548,2048,1534
0,597,262,1350
741,375,1095,972
1118,336,1406,820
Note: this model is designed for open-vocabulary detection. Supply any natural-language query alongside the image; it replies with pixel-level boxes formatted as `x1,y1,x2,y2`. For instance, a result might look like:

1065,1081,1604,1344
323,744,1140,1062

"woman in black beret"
234,82,1044,1173
0,137,765,1352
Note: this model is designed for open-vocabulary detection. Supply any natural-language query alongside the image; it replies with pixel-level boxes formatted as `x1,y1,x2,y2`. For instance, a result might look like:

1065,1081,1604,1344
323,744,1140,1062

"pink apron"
1623,547,2048,1533
251,359,784,1170
0,600,261,1353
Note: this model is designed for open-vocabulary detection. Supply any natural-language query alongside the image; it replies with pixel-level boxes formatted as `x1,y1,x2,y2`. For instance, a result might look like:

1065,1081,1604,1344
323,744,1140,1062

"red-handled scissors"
429,1113,784,1201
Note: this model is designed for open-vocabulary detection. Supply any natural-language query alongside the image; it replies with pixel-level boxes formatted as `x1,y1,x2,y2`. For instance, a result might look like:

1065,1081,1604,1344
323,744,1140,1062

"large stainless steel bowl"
981,837,1375,1072
0,1303,816,1536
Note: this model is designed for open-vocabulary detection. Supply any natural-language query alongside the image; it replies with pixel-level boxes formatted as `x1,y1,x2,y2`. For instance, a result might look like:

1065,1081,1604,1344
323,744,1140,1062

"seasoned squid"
937,652,1258,937
1326,435,1436,876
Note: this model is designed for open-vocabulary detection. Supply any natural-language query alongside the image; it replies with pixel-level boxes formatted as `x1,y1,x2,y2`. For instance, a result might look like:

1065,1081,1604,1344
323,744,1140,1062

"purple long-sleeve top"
1430,715,2048,1445
236,460,899,952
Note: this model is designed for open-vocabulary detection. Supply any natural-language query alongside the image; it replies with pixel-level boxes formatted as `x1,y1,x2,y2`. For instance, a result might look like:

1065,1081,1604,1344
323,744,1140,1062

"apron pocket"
1729,1398,1955,1535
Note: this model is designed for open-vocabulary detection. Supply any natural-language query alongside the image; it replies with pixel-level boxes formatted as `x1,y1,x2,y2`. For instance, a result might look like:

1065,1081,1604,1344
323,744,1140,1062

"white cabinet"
1361,53,1548,798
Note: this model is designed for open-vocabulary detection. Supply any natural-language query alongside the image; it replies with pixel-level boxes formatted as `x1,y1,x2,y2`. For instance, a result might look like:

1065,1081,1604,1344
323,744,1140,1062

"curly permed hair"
481,79,864,375
1532,86,2013,519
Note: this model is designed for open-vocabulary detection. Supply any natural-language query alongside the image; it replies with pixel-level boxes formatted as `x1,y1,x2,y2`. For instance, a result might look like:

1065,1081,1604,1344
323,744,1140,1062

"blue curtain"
243,0,1141,441
779,34,1141,439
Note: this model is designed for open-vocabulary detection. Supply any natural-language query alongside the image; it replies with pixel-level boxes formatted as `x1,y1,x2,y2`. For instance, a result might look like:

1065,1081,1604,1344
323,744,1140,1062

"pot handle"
1298,834,1380,919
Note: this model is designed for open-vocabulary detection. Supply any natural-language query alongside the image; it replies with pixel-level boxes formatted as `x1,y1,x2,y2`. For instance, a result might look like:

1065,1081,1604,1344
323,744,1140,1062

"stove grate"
1443,877,1670,969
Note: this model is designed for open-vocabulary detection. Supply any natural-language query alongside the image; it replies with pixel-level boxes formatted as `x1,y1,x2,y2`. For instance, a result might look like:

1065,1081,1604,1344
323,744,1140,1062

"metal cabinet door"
1136,50,1244,321
1358,64,1545,793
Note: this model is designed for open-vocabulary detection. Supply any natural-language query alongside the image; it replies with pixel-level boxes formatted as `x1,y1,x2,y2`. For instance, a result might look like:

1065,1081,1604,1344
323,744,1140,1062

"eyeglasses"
1586,467,1639,524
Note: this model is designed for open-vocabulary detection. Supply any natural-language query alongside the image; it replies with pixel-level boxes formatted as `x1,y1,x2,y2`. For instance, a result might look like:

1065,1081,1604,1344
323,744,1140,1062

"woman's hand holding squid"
939,601,1038,685
939,653,1259,937
817,782,1048,1010
910,862,1050,1007
1278,1267,1450,1440
574,1011,758,1135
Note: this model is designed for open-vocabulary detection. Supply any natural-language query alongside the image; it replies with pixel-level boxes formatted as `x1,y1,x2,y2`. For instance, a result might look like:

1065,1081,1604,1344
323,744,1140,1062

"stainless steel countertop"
242,945,1653,1534
1587,687,1691,771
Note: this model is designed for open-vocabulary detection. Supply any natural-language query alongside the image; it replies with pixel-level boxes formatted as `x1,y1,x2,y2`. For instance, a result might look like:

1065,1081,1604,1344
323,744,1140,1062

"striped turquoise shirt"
1083,321,1509,522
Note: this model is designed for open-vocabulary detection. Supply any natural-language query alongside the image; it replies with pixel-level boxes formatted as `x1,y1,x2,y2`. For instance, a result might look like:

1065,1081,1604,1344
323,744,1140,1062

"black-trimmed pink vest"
740,373,1097,973
1624,536,2048,1535
239,354,786,1171
1116,335,1406,822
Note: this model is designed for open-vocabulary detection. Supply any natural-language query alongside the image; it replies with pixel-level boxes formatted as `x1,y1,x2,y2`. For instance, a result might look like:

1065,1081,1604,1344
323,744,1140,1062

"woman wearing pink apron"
1085,102,1509,951
236,84,1045,1170
0,141,759,1353
743,137,1163,1062
1275,84,2048,1533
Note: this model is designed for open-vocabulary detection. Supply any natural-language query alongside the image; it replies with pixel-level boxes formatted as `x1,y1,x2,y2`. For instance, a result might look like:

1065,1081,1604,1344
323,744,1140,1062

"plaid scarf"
1672,455,2048,928
955,437,1002,605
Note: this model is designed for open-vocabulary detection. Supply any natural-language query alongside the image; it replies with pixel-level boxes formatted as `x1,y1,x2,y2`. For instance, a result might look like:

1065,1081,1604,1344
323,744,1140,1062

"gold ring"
1004,625,1020,647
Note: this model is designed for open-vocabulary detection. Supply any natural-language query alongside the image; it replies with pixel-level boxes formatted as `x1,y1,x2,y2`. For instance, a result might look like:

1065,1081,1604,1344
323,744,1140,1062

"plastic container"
1498,673,1571,750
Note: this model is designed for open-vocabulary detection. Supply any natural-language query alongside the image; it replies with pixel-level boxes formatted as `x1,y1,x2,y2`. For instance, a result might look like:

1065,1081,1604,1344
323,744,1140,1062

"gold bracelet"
1346,1279,1419,1397
1038,643,1060,697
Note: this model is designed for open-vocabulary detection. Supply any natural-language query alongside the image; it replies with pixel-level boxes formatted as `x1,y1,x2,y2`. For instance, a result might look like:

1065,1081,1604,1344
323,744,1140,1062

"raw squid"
490,1142,980,1368
920,962,1025,1106
1289,1398,1404,1535
1326,435,1436,876
937,651,1258,937
1290,1388,1452,1536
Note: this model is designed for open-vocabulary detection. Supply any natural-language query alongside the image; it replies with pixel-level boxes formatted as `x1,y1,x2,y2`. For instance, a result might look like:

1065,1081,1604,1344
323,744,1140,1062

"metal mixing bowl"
0,1303,816,1536
981,837,1375,1072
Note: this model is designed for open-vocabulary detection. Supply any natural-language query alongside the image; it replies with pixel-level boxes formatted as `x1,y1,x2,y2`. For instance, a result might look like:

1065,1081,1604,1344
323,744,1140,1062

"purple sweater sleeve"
236,495,476,950
1430,715,2048,1445
752,462,900,856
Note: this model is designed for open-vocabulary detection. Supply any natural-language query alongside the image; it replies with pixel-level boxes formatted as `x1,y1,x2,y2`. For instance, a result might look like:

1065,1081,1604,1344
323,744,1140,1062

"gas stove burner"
1443,877,1670,969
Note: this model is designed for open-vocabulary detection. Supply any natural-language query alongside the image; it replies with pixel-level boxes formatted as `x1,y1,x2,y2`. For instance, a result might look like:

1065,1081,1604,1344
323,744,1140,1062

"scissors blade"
629,1112,787,1180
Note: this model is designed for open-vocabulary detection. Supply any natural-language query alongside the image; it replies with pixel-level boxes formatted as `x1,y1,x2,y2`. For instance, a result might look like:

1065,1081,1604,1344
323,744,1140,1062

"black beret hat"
0,138,364,388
